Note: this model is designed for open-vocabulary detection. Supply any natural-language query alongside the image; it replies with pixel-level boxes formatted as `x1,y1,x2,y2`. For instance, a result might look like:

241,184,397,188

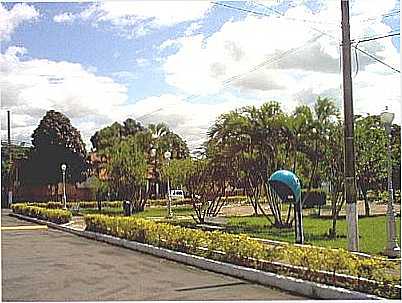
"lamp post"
164,150,173,218
150,147,157,198
380,107,401,258
61,163,67,209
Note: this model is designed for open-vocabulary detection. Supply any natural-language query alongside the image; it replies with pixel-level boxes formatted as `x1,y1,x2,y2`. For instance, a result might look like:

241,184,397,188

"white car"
169,189,184,200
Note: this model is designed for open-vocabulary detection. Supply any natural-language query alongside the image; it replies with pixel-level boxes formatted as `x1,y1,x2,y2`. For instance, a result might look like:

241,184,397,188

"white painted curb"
9,213,385,300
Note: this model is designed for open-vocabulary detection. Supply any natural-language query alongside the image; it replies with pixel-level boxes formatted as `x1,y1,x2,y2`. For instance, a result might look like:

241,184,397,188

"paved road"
1,211,306,301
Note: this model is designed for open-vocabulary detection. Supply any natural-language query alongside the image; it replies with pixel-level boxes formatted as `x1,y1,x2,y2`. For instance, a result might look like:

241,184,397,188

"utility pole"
341,0,359,251
7,110,13,207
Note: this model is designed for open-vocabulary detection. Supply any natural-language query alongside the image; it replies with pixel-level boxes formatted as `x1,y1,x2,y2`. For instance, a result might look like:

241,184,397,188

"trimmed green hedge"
11,203,72,224
26,201,123,209
84,214,400,298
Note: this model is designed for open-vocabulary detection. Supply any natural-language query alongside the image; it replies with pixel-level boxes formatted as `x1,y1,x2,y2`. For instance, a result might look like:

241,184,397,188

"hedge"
11,203,72,224
26,201,123,209
84,214,400,298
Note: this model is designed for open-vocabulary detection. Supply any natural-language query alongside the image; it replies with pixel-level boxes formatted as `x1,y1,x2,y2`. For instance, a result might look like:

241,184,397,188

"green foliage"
160,158,194,187
104,135,149,212
26,201,123,209
22,110,87,186
11,203,72,224
90,119,145,151
84,214,400,298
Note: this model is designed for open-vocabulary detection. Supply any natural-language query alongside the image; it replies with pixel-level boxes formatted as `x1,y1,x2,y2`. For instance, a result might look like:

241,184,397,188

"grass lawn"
226,214,401,256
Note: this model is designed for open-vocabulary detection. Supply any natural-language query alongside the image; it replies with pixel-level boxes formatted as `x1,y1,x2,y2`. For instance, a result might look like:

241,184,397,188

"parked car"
169,189,184,200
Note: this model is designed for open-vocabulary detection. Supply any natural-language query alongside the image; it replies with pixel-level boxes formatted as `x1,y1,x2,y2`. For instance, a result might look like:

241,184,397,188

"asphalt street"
1,210,306,301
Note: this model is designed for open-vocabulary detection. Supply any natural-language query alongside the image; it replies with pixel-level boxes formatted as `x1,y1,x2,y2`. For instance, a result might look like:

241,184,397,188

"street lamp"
380,107,400,258
164,150,173,218
61,163,67,209
150,148,158,198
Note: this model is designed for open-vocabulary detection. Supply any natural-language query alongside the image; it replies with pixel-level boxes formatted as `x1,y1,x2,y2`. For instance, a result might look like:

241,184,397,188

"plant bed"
27,201,123,209
11,203,72,224
84,214,401,299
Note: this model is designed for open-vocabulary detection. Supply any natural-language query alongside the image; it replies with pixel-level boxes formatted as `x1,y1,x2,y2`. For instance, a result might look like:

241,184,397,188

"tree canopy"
22,110,88,186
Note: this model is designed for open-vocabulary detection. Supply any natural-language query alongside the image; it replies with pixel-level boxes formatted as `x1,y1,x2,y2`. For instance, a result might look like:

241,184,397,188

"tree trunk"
330,212,337,238
363,190,370,217
329,193,338,238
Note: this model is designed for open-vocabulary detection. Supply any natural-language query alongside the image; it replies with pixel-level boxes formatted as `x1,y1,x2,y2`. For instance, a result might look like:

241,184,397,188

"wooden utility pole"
341,0,359,251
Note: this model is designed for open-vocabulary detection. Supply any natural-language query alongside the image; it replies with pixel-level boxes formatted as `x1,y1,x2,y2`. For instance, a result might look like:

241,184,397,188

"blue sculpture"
269,170,304,244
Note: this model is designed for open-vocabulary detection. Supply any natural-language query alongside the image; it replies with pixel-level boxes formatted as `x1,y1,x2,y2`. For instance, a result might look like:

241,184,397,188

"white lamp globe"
164,151,171,159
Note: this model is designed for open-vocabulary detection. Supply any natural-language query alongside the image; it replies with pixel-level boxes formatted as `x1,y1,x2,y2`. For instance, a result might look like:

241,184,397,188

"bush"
26,201,123,209
78,201,122,209
11,203,72,224
84,214,398,285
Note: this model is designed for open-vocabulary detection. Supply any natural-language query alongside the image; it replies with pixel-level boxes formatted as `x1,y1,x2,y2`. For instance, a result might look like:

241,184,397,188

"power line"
211,1,336,25
354,46,400,73
358,10,400,23
250,1,399,75
251,0,338,25
352,32,400,44
222,33,324,87
180,33,324,103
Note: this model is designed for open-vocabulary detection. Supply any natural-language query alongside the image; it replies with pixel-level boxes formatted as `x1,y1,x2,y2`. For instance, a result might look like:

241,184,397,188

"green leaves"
11,203,72,224
84,213,400,295
23,110,88,186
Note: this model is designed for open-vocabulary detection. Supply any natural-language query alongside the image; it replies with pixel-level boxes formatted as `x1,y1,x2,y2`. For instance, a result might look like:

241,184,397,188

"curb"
9,213,383,300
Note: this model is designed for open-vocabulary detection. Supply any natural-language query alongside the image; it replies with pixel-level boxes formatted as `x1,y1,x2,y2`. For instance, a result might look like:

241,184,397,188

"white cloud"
0,3,39,41
161,0,400,123
53,12,76,23
0,46,128,148
135,57,149,67
60,1,213,38
184,21,202,36
119,93,265,151
111,71,138,84
1,47,257,151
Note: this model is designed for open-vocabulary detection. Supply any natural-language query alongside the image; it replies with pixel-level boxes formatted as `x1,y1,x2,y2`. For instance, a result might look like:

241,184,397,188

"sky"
0,0,400,152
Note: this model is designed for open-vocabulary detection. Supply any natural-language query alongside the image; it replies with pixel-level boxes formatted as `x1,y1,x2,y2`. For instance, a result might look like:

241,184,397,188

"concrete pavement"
1,211,306,301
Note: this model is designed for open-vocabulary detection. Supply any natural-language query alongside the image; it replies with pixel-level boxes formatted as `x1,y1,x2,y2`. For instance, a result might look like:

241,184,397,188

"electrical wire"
178,32,324,103
351,31,400,44
211,1,337,25
247,2,399,74
354,46,400,73
222,33,324,87
251,0,338,25
187,1,399,101
354,42,360,77
358,10,400,23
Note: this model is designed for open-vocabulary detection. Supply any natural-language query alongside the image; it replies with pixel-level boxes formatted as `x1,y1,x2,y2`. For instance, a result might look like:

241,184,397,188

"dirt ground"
219,201,401,217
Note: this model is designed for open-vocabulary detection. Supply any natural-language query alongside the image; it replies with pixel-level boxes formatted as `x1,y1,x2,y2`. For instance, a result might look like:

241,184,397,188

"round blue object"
269,170,301,203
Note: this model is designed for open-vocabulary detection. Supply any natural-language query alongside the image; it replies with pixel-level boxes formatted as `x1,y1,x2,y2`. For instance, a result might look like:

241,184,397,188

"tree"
90,118,145,151
207,101,292,227
355,115,387,216
161,157,233,223
104,135,149,212
22,110,88,199
321,121,345,238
